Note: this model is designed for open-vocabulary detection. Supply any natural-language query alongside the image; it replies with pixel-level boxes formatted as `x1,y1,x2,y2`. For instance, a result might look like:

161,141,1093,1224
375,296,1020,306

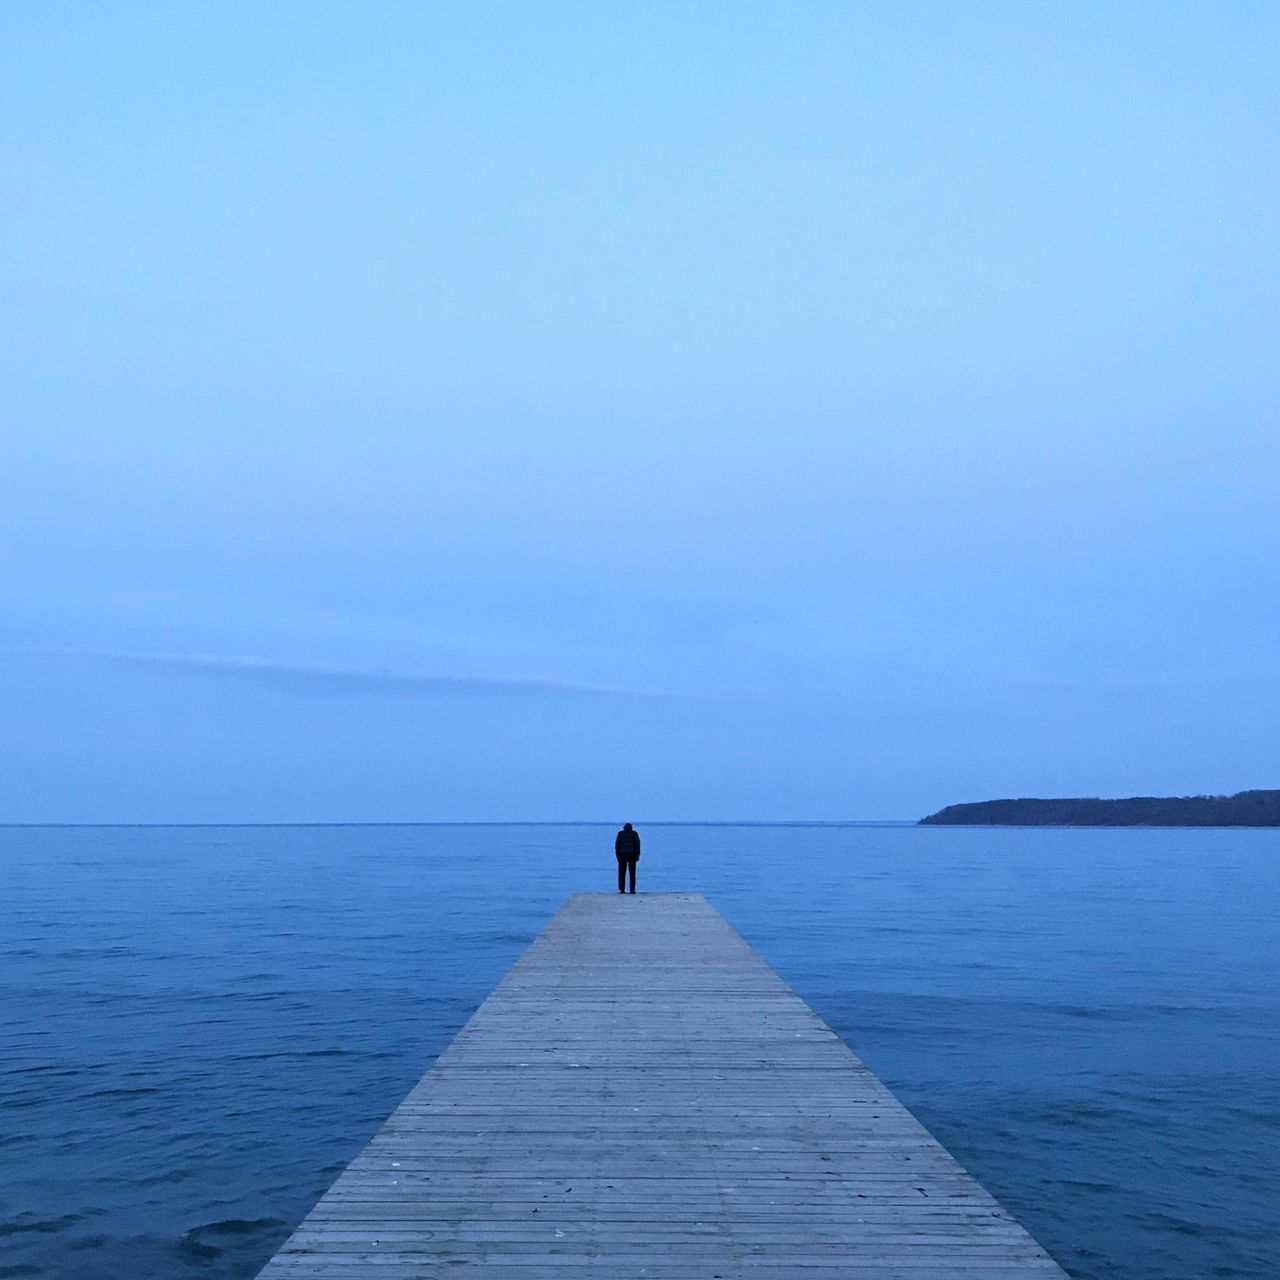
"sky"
2,2,1277,822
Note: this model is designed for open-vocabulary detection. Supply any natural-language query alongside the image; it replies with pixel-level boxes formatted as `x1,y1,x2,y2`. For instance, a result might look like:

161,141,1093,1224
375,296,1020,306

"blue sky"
2,2,1277,821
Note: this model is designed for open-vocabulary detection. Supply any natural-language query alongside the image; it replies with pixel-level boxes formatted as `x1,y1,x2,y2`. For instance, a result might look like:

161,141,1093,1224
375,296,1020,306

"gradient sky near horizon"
2,2,1277,822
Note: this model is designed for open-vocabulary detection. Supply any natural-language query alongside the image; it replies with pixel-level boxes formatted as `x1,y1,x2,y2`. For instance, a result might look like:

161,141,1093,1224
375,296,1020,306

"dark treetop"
919,789,1280,827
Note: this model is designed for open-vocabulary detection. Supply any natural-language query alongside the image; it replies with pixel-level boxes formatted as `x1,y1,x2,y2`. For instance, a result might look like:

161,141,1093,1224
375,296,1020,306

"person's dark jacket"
615,827,640,860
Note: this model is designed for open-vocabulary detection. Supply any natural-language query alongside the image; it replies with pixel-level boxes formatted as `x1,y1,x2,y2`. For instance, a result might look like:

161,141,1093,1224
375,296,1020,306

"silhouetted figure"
615,822,640,894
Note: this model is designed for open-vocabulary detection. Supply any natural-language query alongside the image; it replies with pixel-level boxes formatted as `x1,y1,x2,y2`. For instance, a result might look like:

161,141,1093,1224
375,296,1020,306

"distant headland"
919,789,1280,827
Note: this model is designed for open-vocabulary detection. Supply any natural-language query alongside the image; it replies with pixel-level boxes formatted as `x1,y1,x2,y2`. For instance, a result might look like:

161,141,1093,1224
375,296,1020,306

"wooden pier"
257,892,1067,1277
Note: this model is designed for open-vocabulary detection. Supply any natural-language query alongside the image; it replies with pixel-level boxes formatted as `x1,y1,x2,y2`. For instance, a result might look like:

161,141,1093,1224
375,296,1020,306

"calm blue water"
1,823,1277,1279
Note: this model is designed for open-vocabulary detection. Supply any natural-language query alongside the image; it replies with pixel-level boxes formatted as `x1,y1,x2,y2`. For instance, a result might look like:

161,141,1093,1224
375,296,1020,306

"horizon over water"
1,818,921,827
2,822,1277,1279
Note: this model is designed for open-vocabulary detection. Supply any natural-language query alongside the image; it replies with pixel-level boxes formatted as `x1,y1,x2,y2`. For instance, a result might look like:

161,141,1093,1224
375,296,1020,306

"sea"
2,823,1277,1279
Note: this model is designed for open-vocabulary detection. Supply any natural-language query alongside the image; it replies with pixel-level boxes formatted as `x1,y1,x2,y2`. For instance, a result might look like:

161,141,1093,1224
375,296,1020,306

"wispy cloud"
15,648,678,701
1006,671,1201,702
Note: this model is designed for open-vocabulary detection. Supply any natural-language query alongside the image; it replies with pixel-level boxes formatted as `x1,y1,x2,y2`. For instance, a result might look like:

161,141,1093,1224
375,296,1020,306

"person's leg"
617,858,626,893
628,858,637,893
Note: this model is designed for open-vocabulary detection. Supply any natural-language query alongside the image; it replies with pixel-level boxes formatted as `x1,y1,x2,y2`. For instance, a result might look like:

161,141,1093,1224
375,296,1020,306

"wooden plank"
257,892,1067,1278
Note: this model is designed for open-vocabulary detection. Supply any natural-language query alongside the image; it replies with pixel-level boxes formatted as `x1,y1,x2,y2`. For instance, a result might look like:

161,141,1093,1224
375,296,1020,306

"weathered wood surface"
258,892,1067,1277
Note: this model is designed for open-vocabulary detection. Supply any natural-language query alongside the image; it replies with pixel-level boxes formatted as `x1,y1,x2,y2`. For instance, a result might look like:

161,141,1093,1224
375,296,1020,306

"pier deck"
258,892,1067,1277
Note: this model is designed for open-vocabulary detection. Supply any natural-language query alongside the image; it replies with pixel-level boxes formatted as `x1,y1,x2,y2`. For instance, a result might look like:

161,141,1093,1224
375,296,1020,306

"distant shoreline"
919,789,1280,827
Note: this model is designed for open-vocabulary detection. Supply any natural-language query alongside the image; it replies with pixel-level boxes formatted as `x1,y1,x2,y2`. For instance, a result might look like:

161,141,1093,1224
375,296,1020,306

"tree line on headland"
919,789,1280,826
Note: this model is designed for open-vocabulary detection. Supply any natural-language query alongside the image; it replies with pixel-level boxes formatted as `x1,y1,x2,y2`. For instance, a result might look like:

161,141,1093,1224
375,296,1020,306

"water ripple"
0,822,1276,1279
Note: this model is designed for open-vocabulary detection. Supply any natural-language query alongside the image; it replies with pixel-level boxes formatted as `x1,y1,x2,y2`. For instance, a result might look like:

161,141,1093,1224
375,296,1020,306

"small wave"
1140,1210,1211,1238
50,947,137,960
176,1233,221,1262
0,1214,80,1238
65,1234,110,1252
1061,1005,1136,1021
2,1065,93,1079
178,1218,285,1262
81,1086,160,1100
1222,1103,1280,1127
226,1049,359,1062
1058,1178,1116,1194
193,1218,284,1236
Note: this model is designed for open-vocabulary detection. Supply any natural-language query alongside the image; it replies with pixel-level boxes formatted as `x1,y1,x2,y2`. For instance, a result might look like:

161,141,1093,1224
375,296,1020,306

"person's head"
623,822,633,831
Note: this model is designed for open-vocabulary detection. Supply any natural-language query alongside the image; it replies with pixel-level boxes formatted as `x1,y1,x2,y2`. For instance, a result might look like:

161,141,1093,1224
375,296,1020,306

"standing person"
615,822,640,894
